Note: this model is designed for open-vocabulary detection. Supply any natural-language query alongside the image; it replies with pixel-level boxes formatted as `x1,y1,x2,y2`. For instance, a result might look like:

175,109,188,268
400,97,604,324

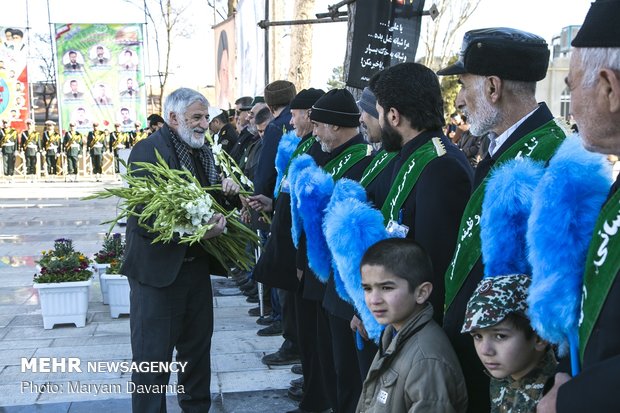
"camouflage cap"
461,274,531,333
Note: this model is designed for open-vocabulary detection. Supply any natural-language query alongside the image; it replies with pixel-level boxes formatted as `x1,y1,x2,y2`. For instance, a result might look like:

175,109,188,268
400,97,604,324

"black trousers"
279,289,299,354
91,153,102,174
322,311,364,413
25,155,36,175
128,257,213,413
295,295,333,412
67,155,78,175
46,154,57,175
3,152,15,175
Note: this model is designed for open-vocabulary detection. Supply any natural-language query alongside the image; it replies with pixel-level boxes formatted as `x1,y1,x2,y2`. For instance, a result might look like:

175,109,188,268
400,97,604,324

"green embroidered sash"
360,149,398,187
276,136,315,197
324,143,371,180
444,119,568,312
380,138,446,223
579,188,620,362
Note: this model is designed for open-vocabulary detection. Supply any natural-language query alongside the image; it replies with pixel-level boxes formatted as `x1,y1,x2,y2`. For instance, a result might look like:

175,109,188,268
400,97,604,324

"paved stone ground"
0,182,298,412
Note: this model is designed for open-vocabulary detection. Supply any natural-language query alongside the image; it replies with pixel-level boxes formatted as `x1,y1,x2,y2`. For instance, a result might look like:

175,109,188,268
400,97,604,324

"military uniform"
109,129,129,173
462,274,557,413
87,128,107,176
20,128,40,175
63,130,83,176
131,128,148,147
217,122,238,155
1,125,18,176
42,129,62,175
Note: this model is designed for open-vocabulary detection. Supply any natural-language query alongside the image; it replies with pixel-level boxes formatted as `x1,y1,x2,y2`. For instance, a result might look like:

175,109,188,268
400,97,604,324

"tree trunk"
270,0,287,82
288,0,314,89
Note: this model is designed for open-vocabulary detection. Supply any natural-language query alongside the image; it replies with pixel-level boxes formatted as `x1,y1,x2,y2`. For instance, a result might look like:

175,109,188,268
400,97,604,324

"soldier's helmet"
461,274,531,333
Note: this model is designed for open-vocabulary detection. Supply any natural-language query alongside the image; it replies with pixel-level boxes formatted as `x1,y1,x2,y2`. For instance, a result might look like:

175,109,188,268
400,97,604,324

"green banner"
55,23,146,135
579,190,620,361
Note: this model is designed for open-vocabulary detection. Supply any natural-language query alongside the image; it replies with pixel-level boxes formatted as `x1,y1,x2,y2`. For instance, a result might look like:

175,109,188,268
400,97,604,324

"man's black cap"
290,88,326,110
572,0,620,47
241,96,264,111
310,89,360,128
437,27,550,82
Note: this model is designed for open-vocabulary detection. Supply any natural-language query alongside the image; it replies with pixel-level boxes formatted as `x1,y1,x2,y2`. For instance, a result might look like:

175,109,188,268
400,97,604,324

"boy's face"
470,318,545,381
361,264,429,331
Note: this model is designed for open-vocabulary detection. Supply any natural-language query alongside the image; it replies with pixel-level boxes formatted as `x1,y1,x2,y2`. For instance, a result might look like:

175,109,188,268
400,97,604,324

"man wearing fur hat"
537,1,620,412
437,28,569,413
253,80,296,198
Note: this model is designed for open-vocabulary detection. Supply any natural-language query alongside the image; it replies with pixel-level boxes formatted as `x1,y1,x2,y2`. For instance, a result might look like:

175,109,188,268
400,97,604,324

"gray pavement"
0,182,298,412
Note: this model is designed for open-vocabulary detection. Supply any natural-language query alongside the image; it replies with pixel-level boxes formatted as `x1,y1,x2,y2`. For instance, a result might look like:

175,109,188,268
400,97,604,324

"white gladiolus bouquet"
85,150,260,271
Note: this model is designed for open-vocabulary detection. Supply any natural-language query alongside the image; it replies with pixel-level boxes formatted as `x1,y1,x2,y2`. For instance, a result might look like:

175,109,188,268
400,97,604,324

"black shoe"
246,294,259,303
248,306,272,317
257,320,282,336
262,349,301,366
287,385,304,402
290,376,303,389
291,364,303,375
242,285,258,296
256,315,275,325
240,281,256,292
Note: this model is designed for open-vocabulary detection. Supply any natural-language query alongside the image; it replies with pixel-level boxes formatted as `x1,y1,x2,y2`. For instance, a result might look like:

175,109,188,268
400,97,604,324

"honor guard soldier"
131,122,148,146
109,122,129,173
63,122,82,181
20,119,40,178
87,122,106,181
42,120,61,178
1,119,18,179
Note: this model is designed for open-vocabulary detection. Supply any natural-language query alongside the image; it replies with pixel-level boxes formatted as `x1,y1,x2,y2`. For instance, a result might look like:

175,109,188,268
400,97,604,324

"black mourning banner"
346,0,426,89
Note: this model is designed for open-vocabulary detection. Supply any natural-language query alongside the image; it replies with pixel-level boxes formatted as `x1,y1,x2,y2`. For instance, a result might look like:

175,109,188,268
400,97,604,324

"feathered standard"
324,179,368,302
273,130,301,198
292,162,335,282
324,196,388,342
288,154,318,248
481,157,545,278
527,136,612,359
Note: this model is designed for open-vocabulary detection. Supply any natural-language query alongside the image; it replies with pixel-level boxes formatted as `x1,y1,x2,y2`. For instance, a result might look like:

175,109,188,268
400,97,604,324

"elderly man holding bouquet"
121,88,240,413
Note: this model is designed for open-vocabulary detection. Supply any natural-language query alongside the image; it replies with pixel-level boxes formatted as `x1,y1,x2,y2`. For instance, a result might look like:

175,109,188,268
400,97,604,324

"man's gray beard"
177,119,205,149
466,97,502,137
319,141,331,153
247,123,258,135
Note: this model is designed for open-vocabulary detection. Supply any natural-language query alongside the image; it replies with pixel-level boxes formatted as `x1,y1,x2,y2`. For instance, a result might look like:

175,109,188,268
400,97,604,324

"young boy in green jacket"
357,238,468,413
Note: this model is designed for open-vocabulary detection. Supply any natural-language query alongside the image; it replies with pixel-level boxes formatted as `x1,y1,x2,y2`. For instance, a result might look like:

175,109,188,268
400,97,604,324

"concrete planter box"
101,274,130,318
33,279,92,329
94,263,111,304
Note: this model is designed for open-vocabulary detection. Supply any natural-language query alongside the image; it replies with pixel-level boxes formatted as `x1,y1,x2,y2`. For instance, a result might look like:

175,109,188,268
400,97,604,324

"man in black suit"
538,1,620,412
121,87,239,413
437,28,567,413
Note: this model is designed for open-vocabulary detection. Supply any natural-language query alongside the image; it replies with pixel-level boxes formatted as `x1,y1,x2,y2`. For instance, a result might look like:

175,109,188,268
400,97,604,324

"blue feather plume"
294,164,335,282
274,130,301,198
324,198,388,342
326,179,368,302
481,157,545,277
527,135,612,356
288,155,317,248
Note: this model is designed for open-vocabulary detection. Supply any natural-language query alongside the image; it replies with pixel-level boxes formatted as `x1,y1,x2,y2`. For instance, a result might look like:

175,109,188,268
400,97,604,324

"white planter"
33,279,92,329
94,263,111,304
101,274,130,318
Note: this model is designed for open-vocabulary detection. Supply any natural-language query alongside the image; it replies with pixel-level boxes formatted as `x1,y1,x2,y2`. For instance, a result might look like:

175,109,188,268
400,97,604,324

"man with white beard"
121,88,239,413
437,28,568,413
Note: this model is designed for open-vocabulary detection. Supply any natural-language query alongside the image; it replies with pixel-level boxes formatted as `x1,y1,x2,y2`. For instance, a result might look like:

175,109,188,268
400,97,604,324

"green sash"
324,143,371,180
276,136,315,197
444,119,568,312
579,188,620,362
380,138,446,223
360,149,398,187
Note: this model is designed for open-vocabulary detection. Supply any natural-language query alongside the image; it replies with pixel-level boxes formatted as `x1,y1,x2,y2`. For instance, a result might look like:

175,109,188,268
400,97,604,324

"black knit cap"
310,89,360,128
264,80,297,106
290,88,326,110
572,0,620,47
437,27,550,81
